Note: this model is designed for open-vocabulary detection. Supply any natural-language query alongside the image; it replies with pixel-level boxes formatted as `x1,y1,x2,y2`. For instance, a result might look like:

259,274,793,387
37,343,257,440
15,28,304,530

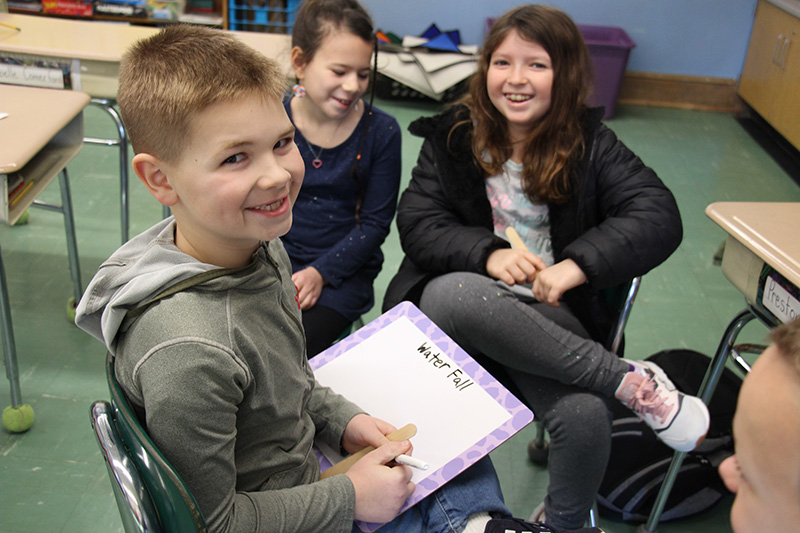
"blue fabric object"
445,30,462,46
417,23,462,52
420,23,442,40
421,32,461,53
283,100,402,321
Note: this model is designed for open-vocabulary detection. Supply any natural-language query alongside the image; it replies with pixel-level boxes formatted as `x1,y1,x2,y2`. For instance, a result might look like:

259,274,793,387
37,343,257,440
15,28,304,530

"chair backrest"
91,400,161,532
90,353,207,533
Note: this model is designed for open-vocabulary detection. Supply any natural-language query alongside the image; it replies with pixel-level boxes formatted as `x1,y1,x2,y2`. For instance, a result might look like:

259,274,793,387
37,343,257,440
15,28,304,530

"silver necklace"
298,104,355,169
305,139,324,169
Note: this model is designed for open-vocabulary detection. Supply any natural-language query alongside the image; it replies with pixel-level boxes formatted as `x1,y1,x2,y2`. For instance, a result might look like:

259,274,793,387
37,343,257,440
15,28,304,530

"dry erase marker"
394,454,429,471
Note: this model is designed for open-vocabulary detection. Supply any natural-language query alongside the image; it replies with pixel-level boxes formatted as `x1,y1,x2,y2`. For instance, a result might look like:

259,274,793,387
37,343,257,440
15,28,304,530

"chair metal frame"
90,353,207,533
84,99,170,245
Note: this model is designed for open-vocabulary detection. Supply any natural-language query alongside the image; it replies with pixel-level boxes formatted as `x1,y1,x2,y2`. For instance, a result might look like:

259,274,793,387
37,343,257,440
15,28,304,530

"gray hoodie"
76,218,362,533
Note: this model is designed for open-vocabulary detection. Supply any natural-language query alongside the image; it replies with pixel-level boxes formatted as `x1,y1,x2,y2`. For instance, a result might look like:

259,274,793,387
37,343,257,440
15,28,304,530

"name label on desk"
0,63,64,90
762,270,800,324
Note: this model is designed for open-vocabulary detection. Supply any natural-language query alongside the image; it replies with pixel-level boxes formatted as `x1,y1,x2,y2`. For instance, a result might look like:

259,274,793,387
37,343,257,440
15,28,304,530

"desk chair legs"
1,245,35,432
84,99,130,244
0,246,23,408
1,168,82,432
638,307,758,533
32,169,83,307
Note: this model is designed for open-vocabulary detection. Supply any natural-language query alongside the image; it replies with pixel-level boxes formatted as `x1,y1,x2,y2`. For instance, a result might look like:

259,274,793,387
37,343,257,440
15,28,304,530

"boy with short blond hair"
77,24,418,532
117,24,286,163
719,317,800,533
76,24,520,533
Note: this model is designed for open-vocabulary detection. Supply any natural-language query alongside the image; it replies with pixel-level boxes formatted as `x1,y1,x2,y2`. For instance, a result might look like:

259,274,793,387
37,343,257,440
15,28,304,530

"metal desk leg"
0,244,35,432
0,245,22,408
32,169,83,307
638,307,757,533
2,168,82,432
84,99,129,244
59,169,83,305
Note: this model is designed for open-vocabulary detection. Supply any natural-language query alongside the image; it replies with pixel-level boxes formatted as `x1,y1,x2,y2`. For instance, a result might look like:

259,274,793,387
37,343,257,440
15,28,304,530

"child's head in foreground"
718,316,800,532
117,25,305,268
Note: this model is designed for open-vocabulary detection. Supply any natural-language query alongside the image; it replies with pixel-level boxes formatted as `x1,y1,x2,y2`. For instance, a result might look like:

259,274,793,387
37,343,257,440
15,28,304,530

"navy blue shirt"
282,100,401,321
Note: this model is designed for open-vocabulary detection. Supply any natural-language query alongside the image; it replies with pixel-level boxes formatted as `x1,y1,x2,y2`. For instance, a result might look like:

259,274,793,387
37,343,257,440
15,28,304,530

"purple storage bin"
578,25,635,119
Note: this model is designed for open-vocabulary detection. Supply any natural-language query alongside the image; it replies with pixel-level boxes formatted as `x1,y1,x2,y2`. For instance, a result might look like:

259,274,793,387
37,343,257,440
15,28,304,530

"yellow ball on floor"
2,404,35,433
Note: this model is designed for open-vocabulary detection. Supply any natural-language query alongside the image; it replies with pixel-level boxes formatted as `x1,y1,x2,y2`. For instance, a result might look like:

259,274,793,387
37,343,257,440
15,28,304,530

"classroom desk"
0,84,90,433
0,13,292,242
641,201,800,533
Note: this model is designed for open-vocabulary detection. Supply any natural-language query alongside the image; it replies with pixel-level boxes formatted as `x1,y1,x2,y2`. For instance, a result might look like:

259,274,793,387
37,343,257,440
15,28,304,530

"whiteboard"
310,302,533,531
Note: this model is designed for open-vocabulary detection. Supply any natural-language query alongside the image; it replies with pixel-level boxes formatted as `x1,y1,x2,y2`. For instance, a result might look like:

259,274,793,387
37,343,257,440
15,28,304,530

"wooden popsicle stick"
505,226,529,251
319,423,417,479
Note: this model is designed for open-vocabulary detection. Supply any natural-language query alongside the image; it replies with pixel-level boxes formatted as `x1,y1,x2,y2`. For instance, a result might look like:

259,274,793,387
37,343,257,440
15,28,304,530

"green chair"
90,353,207,533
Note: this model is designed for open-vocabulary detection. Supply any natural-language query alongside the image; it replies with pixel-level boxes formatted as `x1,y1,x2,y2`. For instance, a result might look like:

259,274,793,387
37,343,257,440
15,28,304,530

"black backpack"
597,349,742,522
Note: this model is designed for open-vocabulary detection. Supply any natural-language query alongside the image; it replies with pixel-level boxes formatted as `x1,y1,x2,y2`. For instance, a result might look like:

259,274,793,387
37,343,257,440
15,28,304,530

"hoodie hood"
75,217,219,354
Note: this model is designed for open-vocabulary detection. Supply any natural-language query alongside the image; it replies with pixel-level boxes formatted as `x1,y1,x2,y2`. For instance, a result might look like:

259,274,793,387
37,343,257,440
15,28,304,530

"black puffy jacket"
383,105,682,342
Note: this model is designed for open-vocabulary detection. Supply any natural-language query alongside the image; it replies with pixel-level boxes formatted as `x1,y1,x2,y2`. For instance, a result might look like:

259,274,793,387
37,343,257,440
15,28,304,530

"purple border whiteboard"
310,302,533,532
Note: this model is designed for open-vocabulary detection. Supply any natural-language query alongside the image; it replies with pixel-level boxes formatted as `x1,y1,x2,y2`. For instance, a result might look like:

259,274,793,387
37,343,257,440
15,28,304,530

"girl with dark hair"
283,0,401,356
383,5,710,531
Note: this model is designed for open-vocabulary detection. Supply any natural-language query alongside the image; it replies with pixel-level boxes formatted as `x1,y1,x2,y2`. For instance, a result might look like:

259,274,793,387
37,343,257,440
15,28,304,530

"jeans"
353,457,510,533
419,272,629,530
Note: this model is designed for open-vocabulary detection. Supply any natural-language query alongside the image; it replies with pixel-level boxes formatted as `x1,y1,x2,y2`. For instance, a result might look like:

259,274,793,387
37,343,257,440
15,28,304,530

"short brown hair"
118,24,287,162
771,317,800,373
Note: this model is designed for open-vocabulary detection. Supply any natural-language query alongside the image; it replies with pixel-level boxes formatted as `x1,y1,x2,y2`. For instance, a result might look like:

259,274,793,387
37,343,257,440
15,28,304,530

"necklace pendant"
312,158,323,169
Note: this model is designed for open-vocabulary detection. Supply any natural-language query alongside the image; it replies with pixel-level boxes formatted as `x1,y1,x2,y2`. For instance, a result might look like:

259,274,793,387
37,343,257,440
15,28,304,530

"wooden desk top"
0,13,293,96
0,13,160,63
706,201,800,288
0,84,90,174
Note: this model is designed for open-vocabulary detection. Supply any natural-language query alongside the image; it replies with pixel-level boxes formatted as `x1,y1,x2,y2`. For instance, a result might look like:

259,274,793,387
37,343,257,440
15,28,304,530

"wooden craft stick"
319,423,417,479
505,226,529,252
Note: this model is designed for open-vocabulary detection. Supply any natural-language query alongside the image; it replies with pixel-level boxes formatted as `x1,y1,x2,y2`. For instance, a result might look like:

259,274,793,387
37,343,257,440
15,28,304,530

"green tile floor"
2,98,799,533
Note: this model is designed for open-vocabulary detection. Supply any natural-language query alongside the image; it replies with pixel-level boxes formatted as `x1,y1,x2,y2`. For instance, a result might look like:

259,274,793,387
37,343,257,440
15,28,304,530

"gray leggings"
420,272,630,531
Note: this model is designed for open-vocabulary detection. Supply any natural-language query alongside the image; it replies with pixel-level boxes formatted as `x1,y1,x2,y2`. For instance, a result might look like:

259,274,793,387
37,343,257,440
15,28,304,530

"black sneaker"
484,517,604,533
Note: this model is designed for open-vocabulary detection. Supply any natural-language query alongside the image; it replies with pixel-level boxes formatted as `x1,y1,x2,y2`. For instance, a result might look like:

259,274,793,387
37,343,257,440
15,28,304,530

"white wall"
362,0,759,79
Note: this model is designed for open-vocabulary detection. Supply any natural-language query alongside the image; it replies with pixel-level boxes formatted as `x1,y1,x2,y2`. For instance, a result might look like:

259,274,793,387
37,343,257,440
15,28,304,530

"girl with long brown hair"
384,5,709,531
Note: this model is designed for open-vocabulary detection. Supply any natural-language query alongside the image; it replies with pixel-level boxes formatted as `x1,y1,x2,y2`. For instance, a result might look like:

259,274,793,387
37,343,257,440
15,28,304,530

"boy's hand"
532,259,587,307
486,248,546,286
346,441,415,523
342,414,397,454
292,267,325,310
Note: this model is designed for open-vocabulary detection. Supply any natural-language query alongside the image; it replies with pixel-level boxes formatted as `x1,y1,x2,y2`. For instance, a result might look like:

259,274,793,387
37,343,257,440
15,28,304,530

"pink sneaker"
615,359,710,452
